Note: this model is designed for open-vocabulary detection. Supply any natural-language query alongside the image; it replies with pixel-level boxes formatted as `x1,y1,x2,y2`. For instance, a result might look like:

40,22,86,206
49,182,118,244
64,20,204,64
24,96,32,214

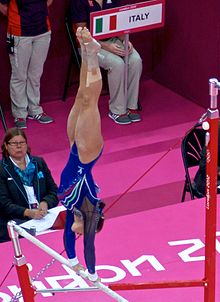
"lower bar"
36,287,99,294
110,279,206,291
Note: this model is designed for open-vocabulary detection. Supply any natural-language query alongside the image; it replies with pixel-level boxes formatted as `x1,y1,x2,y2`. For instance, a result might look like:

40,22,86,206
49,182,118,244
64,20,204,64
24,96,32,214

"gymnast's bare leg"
67,28,103,156
59,27,103,282
68,27,102,230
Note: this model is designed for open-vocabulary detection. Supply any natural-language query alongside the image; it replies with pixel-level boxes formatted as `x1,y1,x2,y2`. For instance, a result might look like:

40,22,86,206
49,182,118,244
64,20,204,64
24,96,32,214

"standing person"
0,0,54,129
0,127,59,243
70,0,143,125
58,27,104,282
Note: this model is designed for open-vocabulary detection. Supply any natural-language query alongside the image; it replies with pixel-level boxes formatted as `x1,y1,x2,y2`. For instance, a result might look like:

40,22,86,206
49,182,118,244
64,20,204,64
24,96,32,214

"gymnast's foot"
76,26,101,55
72,263,85,274
87,271,101,283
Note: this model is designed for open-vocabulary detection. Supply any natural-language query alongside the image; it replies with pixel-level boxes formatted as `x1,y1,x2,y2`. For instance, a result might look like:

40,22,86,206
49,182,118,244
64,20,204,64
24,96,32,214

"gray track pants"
9,31,51,119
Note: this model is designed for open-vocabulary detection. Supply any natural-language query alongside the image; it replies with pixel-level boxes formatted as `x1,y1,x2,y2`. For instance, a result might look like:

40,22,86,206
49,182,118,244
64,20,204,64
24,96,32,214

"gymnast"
58,27,104,282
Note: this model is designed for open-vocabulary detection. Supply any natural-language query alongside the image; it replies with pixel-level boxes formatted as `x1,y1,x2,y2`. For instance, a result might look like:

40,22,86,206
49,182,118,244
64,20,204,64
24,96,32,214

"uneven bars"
203,78,219,302
12,224,128,302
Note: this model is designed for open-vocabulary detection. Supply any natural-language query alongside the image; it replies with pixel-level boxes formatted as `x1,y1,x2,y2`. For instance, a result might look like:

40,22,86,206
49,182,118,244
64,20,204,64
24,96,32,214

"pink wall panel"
152,0,220,108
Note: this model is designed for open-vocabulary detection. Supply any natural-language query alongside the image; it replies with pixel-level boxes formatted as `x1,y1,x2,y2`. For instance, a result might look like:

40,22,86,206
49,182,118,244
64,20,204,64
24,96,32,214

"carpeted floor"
0,79,206,217
1,79,217,302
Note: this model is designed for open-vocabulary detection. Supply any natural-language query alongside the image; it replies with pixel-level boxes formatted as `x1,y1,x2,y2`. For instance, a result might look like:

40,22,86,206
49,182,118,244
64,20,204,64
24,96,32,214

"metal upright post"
124,33,129,106
204,78,219,302
123,34,141,111
7,221,35,302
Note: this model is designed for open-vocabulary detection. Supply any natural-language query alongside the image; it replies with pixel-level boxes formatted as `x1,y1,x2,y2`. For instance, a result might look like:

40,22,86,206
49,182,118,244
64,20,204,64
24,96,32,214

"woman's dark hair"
1,127,31,158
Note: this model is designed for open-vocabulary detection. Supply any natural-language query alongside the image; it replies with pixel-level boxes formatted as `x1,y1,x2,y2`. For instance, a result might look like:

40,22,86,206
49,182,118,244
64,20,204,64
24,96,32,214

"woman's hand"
0,3,8,15
122,40,133,54
24,208,46,220
47,0,53,7
100,40,133,57
127,41,133,54
24,202,48,220
38,201,48,216
101,42,126,57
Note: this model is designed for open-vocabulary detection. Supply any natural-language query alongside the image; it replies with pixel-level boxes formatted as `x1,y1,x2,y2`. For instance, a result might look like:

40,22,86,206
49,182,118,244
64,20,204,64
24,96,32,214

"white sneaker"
87,272,101,282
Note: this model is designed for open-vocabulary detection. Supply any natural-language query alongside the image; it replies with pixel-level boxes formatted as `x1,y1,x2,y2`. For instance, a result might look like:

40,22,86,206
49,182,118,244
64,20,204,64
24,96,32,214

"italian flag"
95,14,117,34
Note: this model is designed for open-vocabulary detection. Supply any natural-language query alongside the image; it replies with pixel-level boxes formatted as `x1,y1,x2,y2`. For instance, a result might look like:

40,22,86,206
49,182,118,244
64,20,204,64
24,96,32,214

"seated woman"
0,127,59,243
58,27,104,283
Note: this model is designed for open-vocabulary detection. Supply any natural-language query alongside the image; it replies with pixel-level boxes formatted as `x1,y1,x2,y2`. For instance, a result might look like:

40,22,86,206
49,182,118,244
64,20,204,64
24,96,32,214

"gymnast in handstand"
58,27,103,282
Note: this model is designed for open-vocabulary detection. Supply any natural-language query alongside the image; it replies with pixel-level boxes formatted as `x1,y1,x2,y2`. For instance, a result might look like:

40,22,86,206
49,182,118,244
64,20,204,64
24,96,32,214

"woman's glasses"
7,141,27,147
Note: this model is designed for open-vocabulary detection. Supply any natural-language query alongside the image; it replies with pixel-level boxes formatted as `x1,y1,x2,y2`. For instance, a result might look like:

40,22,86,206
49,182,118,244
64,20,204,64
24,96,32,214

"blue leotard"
58,143,101,209
58,143,102,274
